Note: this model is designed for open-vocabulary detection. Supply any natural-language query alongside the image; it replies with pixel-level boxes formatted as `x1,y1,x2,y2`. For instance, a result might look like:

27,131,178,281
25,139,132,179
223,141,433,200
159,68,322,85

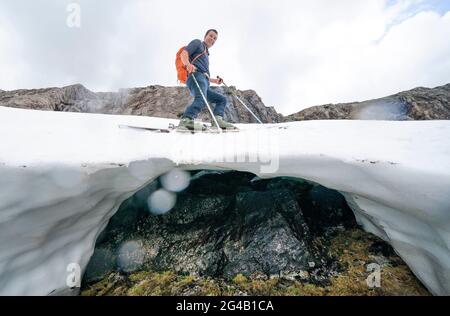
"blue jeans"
184,72,227,119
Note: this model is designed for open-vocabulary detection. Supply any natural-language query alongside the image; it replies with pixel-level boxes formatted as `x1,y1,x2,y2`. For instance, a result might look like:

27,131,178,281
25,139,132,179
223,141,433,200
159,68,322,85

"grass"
81,228,430,296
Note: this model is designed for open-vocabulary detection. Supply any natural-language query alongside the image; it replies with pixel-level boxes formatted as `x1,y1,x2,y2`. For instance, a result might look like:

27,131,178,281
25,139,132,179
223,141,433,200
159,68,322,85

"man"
178,29,237,130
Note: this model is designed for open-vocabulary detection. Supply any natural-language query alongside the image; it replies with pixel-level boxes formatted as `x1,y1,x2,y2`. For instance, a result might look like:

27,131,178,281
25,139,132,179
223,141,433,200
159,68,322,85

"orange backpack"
175,46,207,84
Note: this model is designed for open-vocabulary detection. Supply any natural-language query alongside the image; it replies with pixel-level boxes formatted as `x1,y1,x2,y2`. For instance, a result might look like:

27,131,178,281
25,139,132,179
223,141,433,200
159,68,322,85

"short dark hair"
205,29,218,38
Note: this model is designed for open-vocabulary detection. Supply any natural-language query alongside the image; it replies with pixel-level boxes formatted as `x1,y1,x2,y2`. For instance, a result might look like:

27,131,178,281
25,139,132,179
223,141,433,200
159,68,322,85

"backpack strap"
190,44,207,65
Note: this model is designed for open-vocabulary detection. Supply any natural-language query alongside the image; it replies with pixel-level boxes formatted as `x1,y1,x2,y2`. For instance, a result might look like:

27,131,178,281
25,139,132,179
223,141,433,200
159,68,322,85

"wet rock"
83,247,116,283
83,171,358,286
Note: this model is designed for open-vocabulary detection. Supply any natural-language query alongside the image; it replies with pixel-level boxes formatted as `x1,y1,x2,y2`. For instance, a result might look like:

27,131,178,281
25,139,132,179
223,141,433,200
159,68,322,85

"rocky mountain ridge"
1,83,448,123
285,83,450,121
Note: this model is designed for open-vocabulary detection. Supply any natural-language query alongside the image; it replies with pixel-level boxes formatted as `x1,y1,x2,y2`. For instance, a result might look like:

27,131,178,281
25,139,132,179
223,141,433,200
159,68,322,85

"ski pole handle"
216,76,224,85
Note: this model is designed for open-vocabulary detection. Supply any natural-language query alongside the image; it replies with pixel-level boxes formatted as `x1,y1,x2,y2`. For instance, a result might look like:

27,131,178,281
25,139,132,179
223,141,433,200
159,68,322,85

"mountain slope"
285,83,450,121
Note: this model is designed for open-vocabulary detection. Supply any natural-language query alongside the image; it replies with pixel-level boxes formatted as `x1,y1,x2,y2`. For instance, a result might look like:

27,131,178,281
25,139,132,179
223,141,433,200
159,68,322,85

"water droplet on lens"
160,169,190,192
147,189,176,215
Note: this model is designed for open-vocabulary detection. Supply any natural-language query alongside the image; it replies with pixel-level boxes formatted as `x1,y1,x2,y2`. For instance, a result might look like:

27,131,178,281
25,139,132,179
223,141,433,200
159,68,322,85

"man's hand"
186,63,196,74
211,76,224,85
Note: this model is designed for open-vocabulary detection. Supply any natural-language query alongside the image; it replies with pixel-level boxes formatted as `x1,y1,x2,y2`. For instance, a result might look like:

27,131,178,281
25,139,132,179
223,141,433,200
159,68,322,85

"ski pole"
218,77,263,124
191,73,222,133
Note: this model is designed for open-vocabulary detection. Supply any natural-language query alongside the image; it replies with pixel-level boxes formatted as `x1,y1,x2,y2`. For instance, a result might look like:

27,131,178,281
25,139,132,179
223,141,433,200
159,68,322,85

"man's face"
204,31,218,48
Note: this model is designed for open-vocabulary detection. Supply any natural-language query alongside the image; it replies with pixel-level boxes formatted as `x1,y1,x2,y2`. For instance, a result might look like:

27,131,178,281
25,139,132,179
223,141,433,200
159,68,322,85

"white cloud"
0,0,448,115
288,10,450,114
0,10,28,89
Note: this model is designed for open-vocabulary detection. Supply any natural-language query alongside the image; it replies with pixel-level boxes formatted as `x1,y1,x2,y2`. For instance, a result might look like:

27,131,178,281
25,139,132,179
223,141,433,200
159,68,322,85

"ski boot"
213,115,238,131
177,117,207,131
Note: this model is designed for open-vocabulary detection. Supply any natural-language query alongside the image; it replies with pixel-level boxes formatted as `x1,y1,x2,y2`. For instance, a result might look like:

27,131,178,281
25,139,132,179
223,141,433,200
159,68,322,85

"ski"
174,128,240,134
118,124,171,133
119,123,240,134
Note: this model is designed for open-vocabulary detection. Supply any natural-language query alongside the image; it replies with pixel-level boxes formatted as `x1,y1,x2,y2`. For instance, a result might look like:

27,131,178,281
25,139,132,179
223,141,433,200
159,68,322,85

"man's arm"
181,50,196,74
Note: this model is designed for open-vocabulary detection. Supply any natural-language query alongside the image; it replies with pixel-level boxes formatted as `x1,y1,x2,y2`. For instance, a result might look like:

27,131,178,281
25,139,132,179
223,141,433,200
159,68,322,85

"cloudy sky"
0,0,449,115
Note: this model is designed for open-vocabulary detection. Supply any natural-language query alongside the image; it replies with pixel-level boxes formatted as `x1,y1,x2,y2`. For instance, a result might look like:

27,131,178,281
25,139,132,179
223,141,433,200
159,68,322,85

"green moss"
128,271,151,283
176,274,196,287
286,286,302,296
232,273,247,285
128,280,151,296
196,278,222,296
326,228,430,296
249,278,280,296
82,228,430,296
80,278,115,296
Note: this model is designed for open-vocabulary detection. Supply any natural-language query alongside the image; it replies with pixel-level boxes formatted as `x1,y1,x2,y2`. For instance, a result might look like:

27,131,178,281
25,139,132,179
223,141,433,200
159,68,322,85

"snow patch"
0,106,449,295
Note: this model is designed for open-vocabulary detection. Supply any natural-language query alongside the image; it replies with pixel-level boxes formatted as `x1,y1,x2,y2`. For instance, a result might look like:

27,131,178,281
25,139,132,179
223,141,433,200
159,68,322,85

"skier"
176,29,237,131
